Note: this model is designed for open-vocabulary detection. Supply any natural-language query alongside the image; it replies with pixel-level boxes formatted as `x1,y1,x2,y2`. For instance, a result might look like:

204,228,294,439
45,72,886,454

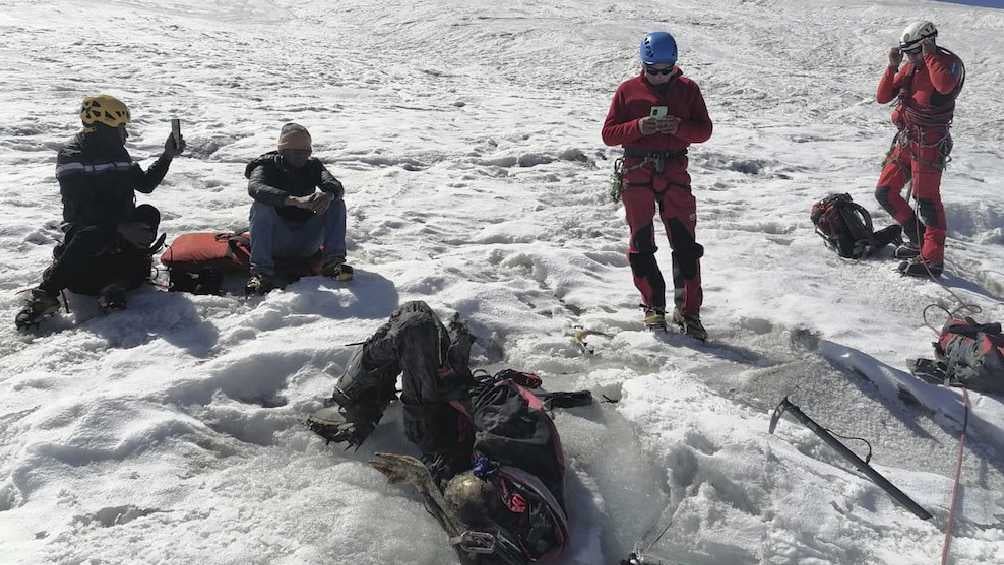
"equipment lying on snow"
909,315,1004,394
160,231,251,294
811,193,902,259
769,397,932,521
160,230,331,294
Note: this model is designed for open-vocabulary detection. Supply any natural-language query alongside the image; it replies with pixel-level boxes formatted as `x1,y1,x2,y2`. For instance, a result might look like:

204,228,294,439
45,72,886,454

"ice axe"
769,396,932,521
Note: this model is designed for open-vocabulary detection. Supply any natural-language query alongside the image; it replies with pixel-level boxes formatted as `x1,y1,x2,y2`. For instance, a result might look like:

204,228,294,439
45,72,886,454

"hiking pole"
769,397,932,521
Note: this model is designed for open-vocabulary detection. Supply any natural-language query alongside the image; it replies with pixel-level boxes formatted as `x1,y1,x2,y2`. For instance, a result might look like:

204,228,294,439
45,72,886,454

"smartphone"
649,106,668,119
170,118,182,147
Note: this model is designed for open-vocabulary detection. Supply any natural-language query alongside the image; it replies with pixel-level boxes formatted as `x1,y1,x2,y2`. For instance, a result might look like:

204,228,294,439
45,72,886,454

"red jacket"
602,68,712,150
877,50,963,128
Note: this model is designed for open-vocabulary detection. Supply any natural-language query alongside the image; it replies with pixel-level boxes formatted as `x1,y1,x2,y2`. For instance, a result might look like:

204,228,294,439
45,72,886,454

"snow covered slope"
1,0,1002,563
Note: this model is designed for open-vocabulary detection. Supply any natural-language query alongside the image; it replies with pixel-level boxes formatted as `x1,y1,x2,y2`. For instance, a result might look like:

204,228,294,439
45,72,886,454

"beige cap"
277,122,311,151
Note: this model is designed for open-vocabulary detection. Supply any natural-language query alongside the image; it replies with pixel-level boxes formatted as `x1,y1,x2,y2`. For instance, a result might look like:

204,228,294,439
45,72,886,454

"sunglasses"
644,65,675,76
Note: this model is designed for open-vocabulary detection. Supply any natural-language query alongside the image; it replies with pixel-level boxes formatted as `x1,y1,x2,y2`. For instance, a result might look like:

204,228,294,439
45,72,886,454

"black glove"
164,132,186,158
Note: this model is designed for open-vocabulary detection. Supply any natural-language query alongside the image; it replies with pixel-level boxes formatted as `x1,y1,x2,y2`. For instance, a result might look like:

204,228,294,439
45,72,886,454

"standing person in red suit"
602,31,713,340
875,21,964,278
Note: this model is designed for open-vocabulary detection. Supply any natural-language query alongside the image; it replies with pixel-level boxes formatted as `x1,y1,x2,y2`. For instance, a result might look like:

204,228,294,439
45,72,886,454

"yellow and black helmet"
80,95,131,127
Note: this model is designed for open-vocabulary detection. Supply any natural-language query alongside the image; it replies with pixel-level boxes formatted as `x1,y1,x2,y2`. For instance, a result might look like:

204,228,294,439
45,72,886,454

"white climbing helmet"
900,21,937,52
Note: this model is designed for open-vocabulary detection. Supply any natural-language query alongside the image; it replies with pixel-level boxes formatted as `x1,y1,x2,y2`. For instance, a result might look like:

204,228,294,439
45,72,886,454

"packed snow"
1,0,1003,563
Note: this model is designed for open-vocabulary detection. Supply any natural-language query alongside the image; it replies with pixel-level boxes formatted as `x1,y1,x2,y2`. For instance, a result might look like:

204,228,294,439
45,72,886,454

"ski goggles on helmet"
644,65,675,76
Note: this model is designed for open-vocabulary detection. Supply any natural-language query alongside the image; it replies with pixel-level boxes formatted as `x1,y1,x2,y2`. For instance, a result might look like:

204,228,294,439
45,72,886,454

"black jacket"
245,151,344,222
56,128,172,227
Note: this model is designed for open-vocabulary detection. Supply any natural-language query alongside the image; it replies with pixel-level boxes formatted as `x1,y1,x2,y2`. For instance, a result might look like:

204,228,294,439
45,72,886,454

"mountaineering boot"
245,271,278,295
899,257,943,278
97,283,127,312
14,289,61,331
306,382,387,448
673,308,708,341
320,256,353,282
893,242,921,259
306,348,397,448
642,306,667,332
306,403,378,449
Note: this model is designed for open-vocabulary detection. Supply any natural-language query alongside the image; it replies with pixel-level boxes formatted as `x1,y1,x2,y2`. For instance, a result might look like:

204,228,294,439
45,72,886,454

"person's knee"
875,186,893,211
249,202,278,229
630,223,657,254
628,251,662,282
324,198,346,218
917,198,941,228
628,250,657,267
400,300,433,315
393,301,443,344
133,204,161,230
668,219,703,279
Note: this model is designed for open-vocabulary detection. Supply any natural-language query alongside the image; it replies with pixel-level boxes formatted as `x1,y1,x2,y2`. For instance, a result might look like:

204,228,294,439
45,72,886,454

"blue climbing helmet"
639,31,678,66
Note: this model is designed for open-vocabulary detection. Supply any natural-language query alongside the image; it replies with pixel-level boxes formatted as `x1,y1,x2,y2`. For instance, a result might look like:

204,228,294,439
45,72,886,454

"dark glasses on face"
900,45,922,55
645,65,674,76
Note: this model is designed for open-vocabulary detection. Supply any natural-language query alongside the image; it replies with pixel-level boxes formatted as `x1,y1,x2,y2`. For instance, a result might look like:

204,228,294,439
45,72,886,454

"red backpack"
811,193,901,259
160,232,251,294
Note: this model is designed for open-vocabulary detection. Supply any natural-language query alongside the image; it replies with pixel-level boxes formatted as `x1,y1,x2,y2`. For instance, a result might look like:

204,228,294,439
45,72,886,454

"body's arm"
247,165,290,207
317,162,345,198
601,88,644,146
130,156,172,194
674,84,712,143
925,51,962,94
132,134,184,194
876,66,904,104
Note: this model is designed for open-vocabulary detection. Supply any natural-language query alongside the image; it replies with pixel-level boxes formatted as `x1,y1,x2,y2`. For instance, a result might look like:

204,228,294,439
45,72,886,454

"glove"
164,132,186,158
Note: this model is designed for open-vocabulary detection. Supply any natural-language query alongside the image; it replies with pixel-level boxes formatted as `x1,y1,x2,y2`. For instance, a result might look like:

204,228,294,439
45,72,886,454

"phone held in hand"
171,118,181,147
649,106,668,119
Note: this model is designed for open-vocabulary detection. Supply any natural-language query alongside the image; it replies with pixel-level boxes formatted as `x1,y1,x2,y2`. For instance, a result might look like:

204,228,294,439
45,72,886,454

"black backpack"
811,193,901,258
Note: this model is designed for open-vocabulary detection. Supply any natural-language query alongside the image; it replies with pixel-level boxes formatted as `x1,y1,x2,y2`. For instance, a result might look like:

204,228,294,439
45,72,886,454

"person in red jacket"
875,21,964,278
602,31,712,340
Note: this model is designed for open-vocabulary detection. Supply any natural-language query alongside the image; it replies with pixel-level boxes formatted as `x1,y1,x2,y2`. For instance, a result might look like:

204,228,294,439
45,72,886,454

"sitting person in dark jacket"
307,301,572,564
15,94,184,330
244,123,351,294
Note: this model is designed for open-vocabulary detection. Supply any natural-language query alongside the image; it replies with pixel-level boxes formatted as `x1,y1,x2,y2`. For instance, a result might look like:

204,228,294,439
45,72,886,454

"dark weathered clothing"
56,128,171,228
244,151,344,223
329,301,567,563
39,205,160,295
41,127,168,295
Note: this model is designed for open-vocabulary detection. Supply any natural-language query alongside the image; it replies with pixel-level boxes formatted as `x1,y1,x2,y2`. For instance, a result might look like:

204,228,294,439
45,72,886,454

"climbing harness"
610,148,689,203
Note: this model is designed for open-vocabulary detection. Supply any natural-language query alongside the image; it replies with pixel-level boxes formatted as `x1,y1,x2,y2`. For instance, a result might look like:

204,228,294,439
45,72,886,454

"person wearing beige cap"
244,122,351,294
